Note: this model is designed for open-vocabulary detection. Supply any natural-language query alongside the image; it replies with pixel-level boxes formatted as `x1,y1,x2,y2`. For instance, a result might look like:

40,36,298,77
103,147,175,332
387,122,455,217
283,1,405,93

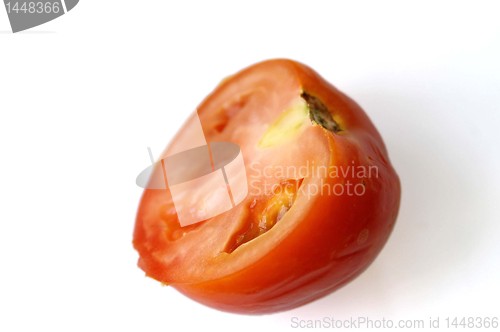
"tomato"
133,59,401,314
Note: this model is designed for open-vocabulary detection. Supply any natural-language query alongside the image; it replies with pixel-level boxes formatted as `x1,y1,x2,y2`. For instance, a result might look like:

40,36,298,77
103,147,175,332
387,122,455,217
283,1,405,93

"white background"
1,1,499,331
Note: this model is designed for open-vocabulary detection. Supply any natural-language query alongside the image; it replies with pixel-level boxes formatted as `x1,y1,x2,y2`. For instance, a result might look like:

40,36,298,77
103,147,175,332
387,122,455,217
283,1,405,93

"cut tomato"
133,59,401,314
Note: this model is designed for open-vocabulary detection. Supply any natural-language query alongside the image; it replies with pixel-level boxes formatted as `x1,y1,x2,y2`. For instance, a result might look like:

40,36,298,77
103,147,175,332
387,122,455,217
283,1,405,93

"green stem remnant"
301,92,341,133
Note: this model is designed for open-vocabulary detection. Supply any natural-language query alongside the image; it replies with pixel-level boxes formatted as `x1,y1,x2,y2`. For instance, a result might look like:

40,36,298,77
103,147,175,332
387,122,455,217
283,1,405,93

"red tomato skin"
134,59,401,314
